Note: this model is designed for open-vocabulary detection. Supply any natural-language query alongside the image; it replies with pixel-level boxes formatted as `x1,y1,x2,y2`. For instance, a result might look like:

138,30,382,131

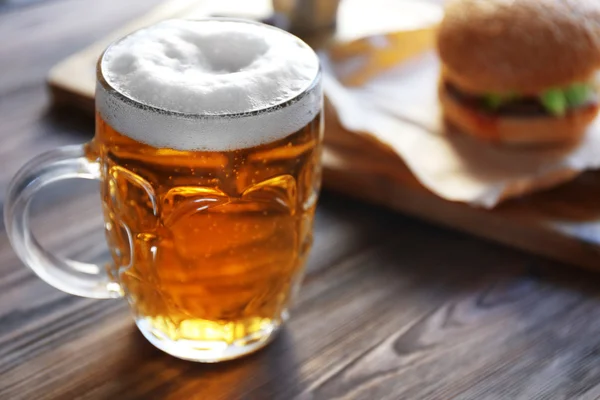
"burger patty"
444,82,597,117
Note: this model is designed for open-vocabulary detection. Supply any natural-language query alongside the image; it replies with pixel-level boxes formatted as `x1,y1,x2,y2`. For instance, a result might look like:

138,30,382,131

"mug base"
135,313,286,363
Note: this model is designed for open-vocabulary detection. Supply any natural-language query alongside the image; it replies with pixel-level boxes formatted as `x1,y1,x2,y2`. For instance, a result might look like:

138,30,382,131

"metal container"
272,0,341,47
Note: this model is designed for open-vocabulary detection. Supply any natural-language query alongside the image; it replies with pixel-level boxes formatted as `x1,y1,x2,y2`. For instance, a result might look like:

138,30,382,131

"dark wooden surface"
4,1,600,399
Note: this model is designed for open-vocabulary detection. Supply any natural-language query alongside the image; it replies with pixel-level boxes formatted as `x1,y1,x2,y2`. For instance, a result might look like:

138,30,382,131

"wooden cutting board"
48,0,600,271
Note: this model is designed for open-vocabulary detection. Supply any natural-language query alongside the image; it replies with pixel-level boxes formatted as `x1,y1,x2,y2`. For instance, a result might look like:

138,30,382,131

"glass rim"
96,17,322,121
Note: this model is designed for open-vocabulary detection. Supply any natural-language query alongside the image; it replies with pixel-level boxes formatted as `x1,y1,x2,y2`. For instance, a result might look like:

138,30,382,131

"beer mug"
4,19,323,362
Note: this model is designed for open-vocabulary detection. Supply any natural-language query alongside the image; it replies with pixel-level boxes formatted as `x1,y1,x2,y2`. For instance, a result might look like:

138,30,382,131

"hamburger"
437,0,600,146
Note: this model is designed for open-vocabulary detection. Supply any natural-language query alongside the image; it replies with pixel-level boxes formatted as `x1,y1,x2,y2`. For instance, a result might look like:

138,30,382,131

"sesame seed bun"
437,0,600,95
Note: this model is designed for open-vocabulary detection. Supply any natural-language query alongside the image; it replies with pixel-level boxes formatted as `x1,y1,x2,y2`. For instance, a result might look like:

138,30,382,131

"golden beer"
92,19,323,360
90,110,322,355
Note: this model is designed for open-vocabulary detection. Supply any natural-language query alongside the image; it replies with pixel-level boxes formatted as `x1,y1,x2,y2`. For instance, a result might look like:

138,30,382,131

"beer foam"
97,19,321,151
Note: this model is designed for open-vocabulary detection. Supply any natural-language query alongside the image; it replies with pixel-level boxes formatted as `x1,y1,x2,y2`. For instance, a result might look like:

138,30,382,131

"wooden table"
4,1,600,399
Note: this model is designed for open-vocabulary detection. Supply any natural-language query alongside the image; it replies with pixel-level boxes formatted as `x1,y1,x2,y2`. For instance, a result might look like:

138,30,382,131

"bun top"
437,0,600,94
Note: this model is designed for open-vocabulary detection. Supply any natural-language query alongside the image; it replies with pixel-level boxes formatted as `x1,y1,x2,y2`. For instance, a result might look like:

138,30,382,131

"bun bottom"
439,85,599,147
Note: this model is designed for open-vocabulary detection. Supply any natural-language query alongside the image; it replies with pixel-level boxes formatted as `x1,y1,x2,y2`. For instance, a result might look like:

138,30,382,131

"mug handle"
4,144,122,299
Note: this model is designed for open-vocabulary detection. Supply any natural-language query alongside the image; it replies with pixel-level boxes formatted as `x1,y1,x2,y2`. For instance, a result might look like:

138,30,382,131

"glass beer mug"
4,19,323,362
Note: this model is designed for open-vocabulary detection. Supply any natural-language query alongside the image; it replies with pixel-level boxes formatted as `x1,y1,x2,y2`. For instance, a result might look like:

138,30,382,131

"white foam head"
97,19,321,151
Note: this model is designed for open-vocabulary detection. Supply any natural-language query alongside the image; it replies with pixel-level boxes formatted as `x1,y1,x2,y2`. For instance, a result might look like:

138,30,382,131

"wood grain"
5,1,600,400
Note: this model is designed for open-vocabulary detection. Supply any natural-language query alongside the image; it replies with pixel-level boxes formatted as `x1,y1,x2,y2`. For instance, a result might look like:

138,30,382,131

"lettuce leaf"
482,83,594,116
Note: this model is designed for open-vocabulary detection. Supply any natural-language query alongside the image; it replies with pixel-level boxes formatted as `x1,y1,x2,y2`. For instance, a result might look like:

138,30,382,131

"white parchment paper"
322,52,600,208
